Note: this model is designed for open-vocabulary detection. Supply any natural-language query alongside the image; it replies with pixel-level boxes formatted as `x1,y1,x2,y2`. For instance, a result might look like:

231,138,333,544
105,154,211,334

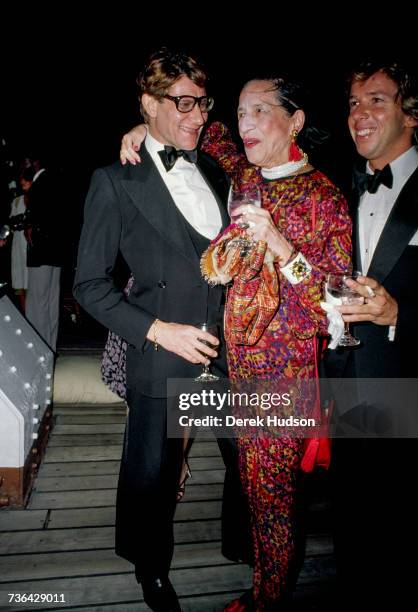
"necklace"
261,154,308,180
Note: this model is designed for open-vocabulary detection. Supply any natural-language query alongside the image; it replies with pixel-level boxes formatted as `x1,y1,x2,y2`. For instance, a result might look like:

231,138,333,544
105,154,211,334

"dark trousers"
115,394,183,577
115,393,252,577
331,438,417,607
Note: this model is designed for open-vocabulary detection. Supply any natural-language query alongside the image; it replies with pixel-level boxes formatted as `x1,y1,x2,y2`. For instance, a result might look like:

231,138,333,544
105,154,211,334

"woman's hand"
146,321,219,365
120,125,147,165
235,204,293,266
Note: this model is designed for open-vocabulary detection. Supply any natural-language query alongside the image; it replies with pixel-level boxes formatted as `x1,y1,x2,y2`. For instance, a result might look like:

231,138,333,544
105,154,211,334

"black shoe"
140,576,181,612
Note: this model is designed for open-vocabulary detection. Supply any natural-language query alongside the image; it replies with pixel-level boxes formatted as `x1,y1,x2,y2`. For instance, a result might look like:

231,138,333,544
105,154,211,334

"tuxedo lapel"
368,167,418,283
349,192,361,273
121,147,199,272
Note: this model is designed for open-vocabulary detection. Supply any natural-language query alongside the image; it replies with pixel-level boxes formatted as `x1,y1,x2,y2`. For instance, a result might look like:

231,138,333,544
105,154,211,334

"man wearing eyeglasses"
74,48,250,612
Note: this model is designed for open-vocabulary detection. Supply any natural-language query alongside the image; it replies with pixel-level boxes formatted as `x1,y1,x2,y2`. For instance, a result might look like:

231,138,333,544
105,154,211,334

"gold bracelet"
151,318,160,351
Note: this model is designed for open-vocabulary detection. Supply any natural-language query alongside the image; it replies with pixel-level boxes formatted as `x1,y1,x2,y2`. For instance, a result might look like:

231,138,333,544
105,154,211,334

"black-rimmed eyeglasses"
162,94,214,113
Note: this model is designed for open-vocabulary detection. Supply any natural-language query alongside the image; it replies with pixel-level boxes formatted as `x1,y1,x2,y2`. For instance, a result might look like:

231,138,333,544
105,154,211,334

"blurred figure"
10,168,34,310
25,158,63,352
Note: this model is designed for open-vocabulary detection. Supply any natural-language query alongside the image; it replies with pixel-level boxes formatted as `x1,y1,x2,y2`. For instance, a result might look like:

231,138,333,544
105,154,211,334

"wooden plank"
47,434,124,447
23,501,220,530
0,526,115,555
48,432,219,450
34,469,225,493
43,446,123,463
28,489,117,510
54,415,127,425
53,404,126,415
188,442,220,457
0,591,245,612
22,507,117,530
0,564,252,607
38,461,122,477
0,520,223,555
59,593,246,612
34,475,119,492
50,500,220,529
0,542,231,582
37,456,224,478
0,537,333,586
42,442,219,462
0,510,47,532
53,424,126,434
28,484,222,510
297,554,336,583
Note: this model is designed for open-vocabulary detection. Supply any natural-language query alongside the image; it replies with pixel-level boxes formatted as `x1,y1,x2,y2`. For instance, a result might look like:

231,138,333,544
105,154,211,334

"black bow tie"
158,146,198,172
353,164,393,196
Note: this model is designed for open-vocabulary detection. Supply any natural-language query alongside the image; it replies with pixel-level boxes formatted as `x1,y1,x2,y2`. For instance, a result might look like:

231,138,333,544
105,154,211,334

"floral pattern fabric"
202,122,351,608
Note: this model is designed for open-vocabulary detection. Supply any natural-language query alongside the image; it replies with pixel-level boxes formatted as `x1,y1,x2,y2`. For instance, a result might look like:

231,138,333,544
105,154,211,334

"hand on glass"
120,124,147,165
326,273,363,347
227,186,261,222
337,275,398,327
235,203,293,265
147,321,218,364
194,323,220,382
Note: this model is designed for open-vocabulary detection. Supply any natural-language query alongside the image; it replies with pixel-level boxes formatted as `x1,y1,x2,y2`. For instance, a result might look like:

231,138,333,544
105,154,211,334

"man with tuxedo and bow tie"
327,59,418,607
74,48,249,612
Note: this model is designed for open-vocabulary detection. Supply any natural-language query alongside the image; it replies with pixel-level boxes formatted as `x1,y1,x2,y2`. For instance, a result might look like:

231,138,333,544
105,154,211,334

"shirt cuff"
280,252,312,285
388,325,396,342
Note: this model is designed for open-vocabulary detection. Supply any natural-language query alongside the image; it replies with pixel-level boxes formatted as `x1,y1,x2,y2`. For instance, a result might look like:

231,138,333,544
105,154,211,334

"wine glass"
194,322,220,382
326,273,364,347
227,185,262,223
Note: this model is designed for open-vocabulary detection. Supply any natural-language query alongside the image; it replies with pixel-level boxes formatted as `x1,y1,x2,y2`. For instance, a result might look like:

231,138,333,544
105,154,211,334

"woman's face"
238,80,304,168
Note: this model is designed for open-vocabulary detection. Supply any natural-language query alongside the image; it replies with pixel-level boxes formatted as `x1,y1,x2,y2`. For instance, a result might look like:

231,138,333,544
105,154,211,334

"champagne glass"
194,323,220,382
326,273,364,347
227,185,262,223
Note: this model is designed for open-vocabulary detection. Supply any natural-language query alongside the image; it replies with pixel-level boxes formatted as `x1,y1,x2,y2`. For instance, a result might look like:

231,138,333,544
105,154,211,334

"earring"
289,129,304,162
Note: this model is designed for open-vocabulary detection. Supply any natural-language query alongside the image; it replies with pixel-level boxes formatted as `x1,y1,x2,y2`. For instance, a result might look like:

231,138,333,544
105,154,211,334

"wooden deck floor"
0,403,336,611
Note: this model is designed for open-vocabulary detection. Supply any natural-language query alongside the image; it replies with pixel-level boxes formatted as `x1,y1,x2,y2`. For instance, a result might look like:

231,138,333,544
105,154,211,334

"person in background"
121,73,352,611
0,167,34,311
74,48,250,612
325,58,418,608
25,158,63,352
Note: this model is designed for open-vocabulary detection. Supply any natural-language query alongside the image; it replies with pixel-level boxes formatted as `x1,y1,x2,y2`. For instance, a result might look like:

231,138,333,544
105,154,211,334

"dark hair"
20,167,35,182
348,58,418,142
243,75,329,152
137,47,208,122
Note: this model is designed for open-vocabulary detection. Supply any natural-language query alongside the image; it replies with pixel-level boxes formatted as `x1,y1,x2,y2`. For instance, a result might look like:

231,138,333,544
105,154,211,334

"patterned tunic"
202,122,351,608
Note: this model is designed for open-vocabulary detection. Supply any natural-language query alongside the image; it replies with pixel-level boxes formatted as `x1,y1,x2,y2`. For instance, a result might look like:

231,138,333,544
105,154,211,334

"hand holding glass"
194,323,220,382
326,274,364,347
227,186,262,223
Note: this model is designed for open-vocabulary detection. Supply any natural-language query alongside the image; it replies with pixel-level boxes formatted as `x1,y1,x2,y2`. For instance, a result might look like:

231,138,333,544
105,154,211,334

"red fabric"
301,436,331,472
223,598,246,612
289,139,303,162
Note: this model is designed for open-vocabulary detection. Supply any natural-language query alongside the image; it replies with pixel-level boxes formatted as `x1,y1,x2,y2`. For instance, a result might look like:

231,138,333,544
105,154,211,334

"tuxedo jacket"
325,164,418,378
74,146,230,397
26,169,64,267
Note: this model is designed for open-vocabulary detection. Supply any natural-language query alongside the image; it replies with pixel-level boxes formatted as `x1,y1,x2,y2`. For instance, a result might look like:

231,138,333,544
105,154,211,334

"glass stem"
343,322,350,336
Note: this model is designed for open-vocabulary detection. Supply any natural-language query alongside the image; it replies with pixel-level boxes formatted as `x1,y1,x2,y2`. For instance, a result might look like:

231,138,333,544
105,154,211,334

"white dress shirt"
359,146,418,274
145,133,222,239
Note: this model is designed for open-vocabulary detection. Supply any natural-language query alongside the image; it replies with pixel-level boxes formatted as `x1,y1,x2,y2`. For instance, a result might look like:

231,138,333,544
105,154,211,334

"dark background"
1,12,415,317
3,14,415,179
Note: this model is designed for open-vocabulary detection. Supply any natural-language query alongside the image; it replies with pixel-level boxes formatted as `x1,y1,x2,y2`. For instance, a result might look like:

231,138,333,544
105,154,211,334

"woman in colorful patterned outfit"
120,75,351,611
